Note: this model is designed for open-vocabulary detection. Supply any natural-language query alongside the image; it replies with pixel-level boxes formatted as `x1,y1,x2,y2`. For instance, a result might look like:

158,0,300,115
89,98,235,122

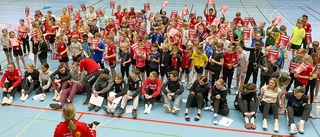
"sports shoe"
250,123,256,130
2,97,8,105
244,123,251,129
132,109,137,118
40,94,46,101
181,79,185,83
231,85,238,89
194,113,201,121
83,98,89,105
262,120,268,129
50,103,62,110
146,105,152,114
52,92,58,101
102,105,111,114
163,104,171,113
186,83,191,89
274,122,279,132
21,94,29,102
213,117,218,125
171,107,180,114
88,121,100,128
144,104,148,114
94,106,101,112
88,104,95,110
6,96,13,105
298,121,305,134
20,93,25,101
204,106,214,112
289,123,297,135
117,108,125,116
55,93,61,101
185,113,190,121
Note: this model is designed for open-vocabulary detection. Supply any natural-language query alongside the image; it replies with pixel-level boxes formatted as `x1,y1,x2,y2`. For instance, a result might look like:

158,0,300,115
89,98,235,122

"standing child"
119,42,131,79
91,33,105,69
233,12,244,25
209,43,224,84
294,55,313,88
104,35,117,79
290,20,305,57
232,45,248,89
55,35,69,69
223,44,238,94
170,47,182,76
148,43,160,75
82,34,91,58
234,24,243,40
18,19,30,55
0,28,13,63
191,44,208,80
134,42,147,81
204,38,217,86
180,44,193,89
36,35,48,65
286,49,305,92
9,31,26,69
305,53,318,103
159,43,171,82
70,35,83,62
258,46,277,89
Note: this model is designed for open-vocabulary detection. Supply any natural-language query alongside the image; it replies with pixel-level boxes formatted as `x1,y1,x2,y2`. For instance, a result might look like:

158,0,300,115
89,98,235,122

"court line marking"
304,4,320,15
0,118,26,136
98,126,181,137
299,6,320,21
10,104,295,137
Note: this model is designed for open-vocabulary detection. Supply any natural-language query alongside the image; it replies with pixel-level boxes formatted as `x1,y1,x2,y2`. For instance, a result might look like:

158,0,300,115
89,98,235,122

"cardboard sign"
219,23,226,30
289,62,298,73
26,16,35,23
80,4,86,12
34,10,43,18
229,31,234,43
31,31,38,42
219,5,228,14
208,0,215,4
90,39,99,50
306,33,312,44
148,12,155,21
202,32,209,40
96,10,104,18
268,49,279,62
138,27,146,37
118,35,124,45
242,28,251,40
144,3,150,11
168,28,179,37
128,20,135,30
211,18,220,26
314,63,320,74
162,1,169,8
294,63,307,74
214,28,225,38
25,6,30,17
249,17,257,27
136,19,143,27
68,5,73,13
114,19,120,28
188,29,197,40
274,15,282,24
170,10,178,19
51,53,62,60
18,32,27,39
276,34,290,48
174,20,184,30
110,1,115,10
182,6,189,16
243,17,249,28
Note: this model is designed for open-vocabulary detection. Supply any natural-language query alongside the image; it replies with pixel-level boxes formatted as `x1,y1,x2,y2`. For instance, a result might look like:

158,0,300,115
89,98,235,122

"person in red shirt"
55,35,69,69
9,31,26,69
141,71,162,114
300,15,312,49
103,18,117,38
294,55,313,87
0,63,22,105
128,7,136,20
54,103,97,137
233,12,244,25
78,57,102,105
103,35,117,79
180,45,193,89
223,44,238,94
18,19,30,55
189,13,197,29
170,47,182,75
203,3,217,26
46,21,58,52
111,5,124,24
134,42,147,81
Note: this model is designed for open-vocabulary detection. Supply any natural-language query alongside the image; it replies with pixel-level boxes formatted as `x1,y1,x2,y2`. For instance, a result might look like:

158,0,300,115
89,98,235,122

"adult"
203,3,217,26
0,63,22,105
301,15,312,49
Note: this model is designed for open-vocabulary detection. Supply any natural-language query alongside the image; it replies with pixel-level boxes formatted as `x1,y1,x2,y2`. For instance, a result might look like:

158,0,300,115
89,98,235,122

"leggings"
259,101,279,119
95,60,105,69
244,63,258,84
211,69,222,84
235,100,256,117
260,75,271,89
185,93,204,109
23,81,40,95
306,78,316,103
222,67,234,89
144,88,156,105
21,36,30,54
2,82,19,98
212,99,229,116
120,65,130,78
287,105,312,125
84,70,102,99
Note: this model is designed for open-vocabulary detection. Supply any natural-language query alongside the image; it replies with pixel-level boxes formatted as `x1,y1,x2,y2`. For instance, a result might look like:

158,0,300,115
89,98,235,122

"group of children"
0,2,319,136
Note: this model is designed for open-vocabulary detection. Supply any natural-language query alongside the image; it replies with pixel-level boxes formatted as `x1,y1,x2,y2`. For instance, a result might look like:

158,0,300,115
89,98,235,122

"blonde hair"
120,42,129,49
216,79,226,86
303,55,313,64
266,78,279,92
150,71,158,77
62,103,76,134
115,73,123,80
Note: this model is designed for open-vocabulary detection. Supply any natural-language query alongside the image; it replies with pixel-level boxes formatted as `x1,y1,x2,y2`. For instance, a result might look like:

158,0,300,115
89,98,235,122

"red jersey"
171,35,182,48
74,14,82,25
223,52,238,68
189,17,197,28
171,56,179,68
144,41,152,54
233,17,244,25
9,37,22,50
114,12,124,23
54,120,96,137
141,77,162,98
80,58,101,75
135,50,146,68
104,23,117,37
107,43,116,63
182,50,192,68
0,69,22,88
303,23,312,40
296,65,313,86
130,43,139,58
57,43,68,58
128,11,136,19
205,14,216,26
66,29,72,38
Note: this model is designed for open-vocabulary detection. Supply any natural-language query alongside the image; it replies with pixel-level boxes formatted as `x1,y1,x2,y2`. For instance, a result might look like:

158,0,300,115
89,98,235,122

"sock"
250,117,255,124
244,117,249,123
214,113,217,117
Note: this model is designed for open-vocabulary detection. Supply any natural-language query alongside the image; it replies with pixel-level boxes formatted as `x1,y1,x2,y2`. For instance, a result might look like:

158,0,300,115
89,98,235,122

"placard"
68,5,73,13
219,5,228,14
274,15,282,24
314,63,320,74
80,4,86,12
249,17,257,27
51,53,62,60
276,34,290,48
243,17,249,28
294,63,307,74
162,1,169,8
170,10,178,19
289,62,298,73
188,29,197,40
34,10,43,18
306,33,312,44
25,6,30,17
208,0,215,4
268,49,279,62
110,1,115,10
242,28,251,40
144,3,150,11
168,28,179,37
90,39,99,50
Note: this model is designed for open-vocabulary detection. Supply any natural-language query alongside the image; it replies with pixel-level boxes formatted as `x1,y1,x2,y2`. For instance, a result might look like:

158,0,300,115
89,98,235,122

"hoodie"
162,78,184,95
211,85,228,103
92,75,114,94
126,76,142,98
39,69,53,90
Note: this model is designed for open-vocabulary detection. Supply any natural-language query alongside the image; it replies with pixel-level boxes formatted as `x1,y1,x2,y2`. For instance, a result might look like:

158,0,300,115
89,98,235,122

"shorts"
194,66,204,75
59,57,69,63
137,66,146,72
131,59,136,66
182,67,190,74
3,48,12,53
204,64,213,71
48,35,56,44
236,67,246,77
13,49,23,57
291,43,301,50
160,66,169,77
109,62,116,68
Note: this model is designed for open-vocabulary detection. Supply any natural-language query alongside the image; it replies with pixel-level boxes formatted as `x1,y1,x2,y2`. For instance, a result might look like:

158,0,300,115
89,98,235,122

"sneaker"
213,117,218,125
55,93,61,101
102,105,110,114
171,107,180,114
163,104,171,113
146,105,152,114
2,97,8,105
227,89,231,95
20,93,25,101
82,98,89,105
52,92,58,101
117,108,125,116
204,106,214,112
262,120,268,129
88,104,95,111
289,123,298,135
50,103,62,109
6,96,13,105
231,85,238,89
21,94,29,102
181,79,185,83
94,106,101,112
132,109,137,118
274,122,279,132
298,122,305,134
40,94,46,101
186,83,191,89
110,109,115,115
314,97,318,103
250,123,256,130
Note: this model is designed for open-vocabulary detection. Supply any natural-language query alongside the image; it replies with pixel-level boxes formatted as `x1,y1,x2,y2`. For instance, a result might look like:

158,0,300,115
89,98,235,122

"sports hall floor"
0,0,320,137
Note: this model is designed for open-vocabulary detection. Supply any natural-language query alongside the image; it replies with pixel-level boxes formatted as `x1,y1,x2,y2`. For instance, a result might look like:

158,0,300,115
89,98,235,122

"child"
294,55,313,88
290,20,305,57
0,63,22,105
232,45,248,89
148,43,160,75
234,24,243,40
81,34,91,58
117,68,142,118
233,12,244,25
9,31,26,69
220,33,230,51
180,44,193,89
223,44,238,94
134,42,147,81
258,46,277,89
251,33,265,48
234,83,258,130
211,79,230,125
204,38,217,86
91,33,105,69
286,49,305,92
104,35,117,79
209,43,224,84
170,47,182,76
105,74,126,114
159,43,171,82
305,53,317,103
70,35,83,62
141,71,162,114
191,44,208,80
34,63,52,101
203,3,217,26
36,34,49,65
111,5,124,24
119,42,131,79
50,64,71,101
243,41,264,85
55,35,69,69
18,19,30,55
20,64,40,101
0,28,13,63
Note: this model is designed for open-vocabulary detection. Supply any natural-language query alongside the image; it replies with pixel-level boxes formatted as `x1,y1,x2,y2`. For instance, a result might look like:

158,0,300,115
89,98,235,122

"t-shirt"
57,43,68,58
237,52,248,68
205,43,216,58
285,92,308,108
279,72,290,83
253,26,265,37
107,43,116,63
86,12,97,22
233,17,243,25
260,85,282,103
9,37,22,50
53,120,96,137
92,42,105,61
205,14,216,26
303,23,311,40
266,26,280,46
149,52,160,68
60,14,71,27
191,51,208,67
211,51,224,71
114,12,124,23
296,64,313,86
70,42,83,56
291,26,305,45
182,50,192,68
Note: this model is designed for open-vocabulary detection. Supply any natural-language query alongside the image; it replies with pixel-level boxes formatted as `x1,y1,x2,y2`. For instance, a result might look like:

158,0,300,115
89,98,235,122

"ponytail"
68,119,76,134
62,103,77,134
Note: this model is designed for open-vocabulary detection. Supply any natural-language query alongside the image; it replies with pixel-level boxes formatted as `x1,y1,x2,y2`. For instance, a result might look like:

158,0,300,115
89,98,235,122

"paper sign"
314,63,320,74
208,0,215,4
276,34,290,48
51,53,62,60
26,16,35,23
90,39,99,50
274,15,282,24
211,18,220,26
289,62,298,73
128,19,135,30
182,6,189,16
244,17,249,28
110,1,115,10
68,5,73,13
148,12,155,21
25,6,30,17
136,19,143,27
174,20,184,30
188,29,197,40
118,36,124,45
31,31,38,42
114,19,120,28
162,1,169,8
138,27,146,37
80,4,86,12
306,33,312,44
202,33,209,40
144,3,150,11
219,5,228,14
89,94,104,107
170,10,178,19
229,31,234,43
34,10,43,18
218,117,234,127
242,28,251,40
109,92,123,104
96,10,104,18
249,17,257,27
219,23,226,30
168,28,179,37
215,28,225,38
18,32,28,39
268,49,278,62
294,63,307,74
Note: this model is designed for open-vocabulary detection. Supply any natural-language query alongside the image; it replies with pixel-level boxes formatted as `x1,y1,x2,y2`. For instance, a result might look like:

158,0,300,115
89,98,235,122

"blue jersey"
92,42,105,61
205,43,216,58
272,46,285,66
149,52,160,68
